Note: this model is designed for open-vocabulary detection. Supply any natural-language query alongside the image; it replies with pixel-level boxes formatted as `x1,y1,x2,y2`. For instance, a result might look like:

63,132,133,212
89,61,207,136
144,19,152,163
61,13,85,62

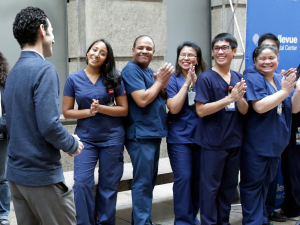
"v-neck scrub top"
166,73,198,144
63,69,126,142
243,69,294,157
122,61,167,139
194,68,244,150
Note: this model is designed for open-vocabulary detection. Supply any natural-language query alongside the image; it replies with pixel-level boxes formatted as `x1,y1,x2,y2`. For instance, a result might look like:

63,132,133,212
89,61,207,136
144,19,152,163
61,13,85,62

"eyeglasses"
213,45,231,52
179,54,197,60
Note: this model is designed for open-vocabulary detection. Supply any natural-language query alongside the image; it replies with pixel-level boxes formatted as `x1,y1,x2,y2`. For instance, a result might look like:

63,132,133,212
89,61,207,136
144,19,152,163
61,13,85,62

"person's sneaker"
280,209,300,221
268,211,287,222
0,219,10,225
287,216,300,221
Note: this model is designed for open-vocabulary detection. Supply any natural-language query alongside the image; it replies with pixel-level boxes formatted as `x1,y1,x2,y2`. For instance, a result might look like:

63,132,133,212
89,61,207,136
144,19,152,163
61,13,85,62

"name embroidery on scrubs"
296,127,300,145
277,102,282,116
225,86,235,111
188,84,196,106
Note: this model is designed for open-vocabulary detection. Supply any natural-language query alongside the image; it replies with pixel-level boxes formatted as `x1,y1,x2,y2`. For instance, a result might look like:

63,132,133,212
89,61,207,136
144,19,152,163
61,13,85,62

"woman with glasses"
63,39,128,225
240,44,300,225
166,41,207,224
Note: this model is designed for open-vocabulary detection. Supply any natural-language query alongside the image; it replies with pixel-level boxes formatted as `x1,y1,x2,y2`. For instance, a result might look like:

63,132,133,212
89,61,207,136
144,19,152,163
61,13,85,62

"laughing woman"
166,41,207,225
63,39,128,225
240,44,300,225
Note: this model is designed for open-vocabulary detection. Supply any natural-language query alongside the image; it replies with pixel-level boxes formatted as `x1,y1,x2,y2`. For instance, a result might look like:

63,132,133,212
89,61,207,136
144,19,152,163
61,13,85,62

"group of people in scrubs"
58,31,300,225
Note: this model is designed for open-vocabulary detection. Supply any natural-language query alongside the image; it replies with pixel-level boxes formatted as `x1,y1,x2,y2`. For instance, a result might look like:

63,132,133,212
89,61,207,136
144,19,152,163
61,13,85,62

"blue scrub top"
63,69,126,142
194,68,244,150
121,61,167,139
166,73,198,144
243,68,293,157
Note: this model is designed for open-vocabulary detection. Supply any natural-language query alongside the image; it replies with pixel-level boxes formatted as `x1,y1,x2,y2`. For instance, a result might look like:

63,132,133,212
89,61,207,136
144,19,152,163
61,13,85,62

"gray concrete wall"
163,0,211,68
67,0,168,74
0,0,68,111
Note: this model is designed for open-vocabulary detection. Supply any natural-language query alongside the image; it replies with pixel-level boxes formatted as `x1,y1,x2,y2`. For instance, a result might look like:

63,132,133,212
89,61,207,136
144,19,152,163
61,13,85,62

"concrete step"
64,157,173,192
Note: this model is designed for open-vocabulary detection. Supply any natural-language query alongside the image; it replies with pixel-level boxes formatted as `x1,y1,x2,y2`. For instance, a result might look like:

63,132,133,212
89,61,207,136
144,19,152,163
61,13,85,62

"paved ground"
8,183,298,225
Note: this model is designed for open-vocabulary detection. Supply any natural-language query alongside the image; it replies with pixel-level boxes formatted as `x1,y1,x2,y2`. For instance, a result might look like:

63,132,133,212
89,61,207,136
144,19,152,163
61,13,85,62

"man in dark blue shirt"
195,33,248,225
122,35,174,225
4,7,84,225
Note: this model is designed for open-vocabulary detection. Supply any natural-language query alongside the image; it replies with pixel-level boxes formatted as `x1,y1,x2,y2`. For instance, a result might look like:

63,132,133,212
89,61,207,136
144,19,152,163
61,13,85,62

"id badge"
225,92,235,111
188,91,196,106
277,102,282,116
107,97,116,106
296,127,300,145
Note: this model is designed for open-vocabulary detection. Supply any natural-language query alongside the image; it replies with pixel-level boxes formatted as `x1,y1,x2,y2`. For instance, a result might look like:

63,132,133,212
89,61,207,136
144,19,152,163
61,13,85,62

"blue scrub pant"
125,138,161,225
200,147,241,225
265,164,279,215
0,141,10,220
240,151,280,225
73,140,124,225
167,143,200,225
281,144,300,217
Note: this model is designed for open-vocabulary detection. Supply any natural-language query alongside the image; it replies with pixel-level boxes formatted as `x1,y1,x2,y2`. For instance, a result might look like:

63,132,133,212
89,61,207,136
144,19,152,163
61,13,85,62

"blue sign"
245,0,300,71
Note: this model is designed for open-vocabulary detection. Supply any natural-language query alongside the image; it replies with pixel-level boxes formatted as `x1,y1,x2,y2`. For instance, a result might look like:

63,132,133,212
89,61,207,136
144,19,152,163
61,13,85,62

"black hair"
258,33,280,49
253,44,278,63
86,39,121,91
133,35,155,49
212,33,238,50
13,7,49,49
0,52,9,86
175,41,207,77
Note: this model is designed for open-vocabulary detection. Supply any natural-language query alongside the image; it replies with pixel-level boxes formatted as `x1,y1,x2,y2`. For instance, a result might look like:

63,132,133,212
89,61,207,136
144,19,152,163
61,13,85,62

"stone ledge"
64,157,173,192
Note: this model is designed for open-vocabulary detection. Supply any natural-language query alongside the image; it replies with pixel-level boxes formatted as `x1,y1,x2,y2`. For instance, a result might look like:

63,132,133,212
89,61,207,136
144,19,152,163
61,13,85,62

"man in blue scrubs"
122,35,174,225
194,33,248,225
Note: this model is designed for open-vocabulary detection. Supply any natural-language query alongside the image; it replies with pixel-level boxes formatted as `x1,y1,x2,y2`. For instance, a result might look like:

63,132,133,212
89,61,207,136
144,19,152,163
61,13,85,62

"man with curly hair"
4,7,84,225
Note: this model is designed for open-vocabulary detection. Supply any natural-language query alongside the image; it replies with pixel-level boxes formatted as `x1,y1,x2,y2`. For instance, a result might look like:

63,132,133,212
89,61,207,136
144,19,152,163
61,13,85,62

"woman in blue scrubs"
166,41,207,225
63,39,128,225
241,44,300,225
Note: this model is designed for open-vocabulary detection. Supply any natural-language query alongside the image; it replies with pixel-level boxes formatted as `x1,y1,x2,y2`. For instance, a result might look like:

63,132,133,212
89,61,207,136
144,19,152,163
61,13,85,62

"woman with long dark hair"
0,51,10,225
166,41,207,224
63,39,128,225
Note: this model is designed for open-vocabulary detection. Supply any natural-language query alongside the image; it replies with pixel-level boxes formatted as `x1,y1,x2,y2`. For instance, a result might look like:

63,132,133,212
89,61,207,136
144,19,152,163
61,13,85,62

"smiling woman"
254,44,279,78
166,41,207,225
240,44,300,225
62,39,128,225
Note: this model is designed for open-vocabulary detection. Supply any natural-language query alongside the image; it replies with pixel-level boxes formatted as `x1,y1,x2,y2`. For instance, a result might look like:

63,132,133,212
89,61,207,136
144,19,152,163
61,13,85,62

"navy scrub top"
194,68,244,150
243,69,294,157
63,69,126,143
166,73,198,144
121,61,167,139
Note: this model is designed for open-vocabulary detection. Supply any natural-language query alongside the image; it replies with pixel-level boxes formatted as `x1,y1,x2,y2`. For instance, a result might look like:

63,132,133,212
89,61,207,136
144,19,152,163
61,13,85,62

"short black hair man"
195,33,248,225
4,7,84,225
121,35,174,224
